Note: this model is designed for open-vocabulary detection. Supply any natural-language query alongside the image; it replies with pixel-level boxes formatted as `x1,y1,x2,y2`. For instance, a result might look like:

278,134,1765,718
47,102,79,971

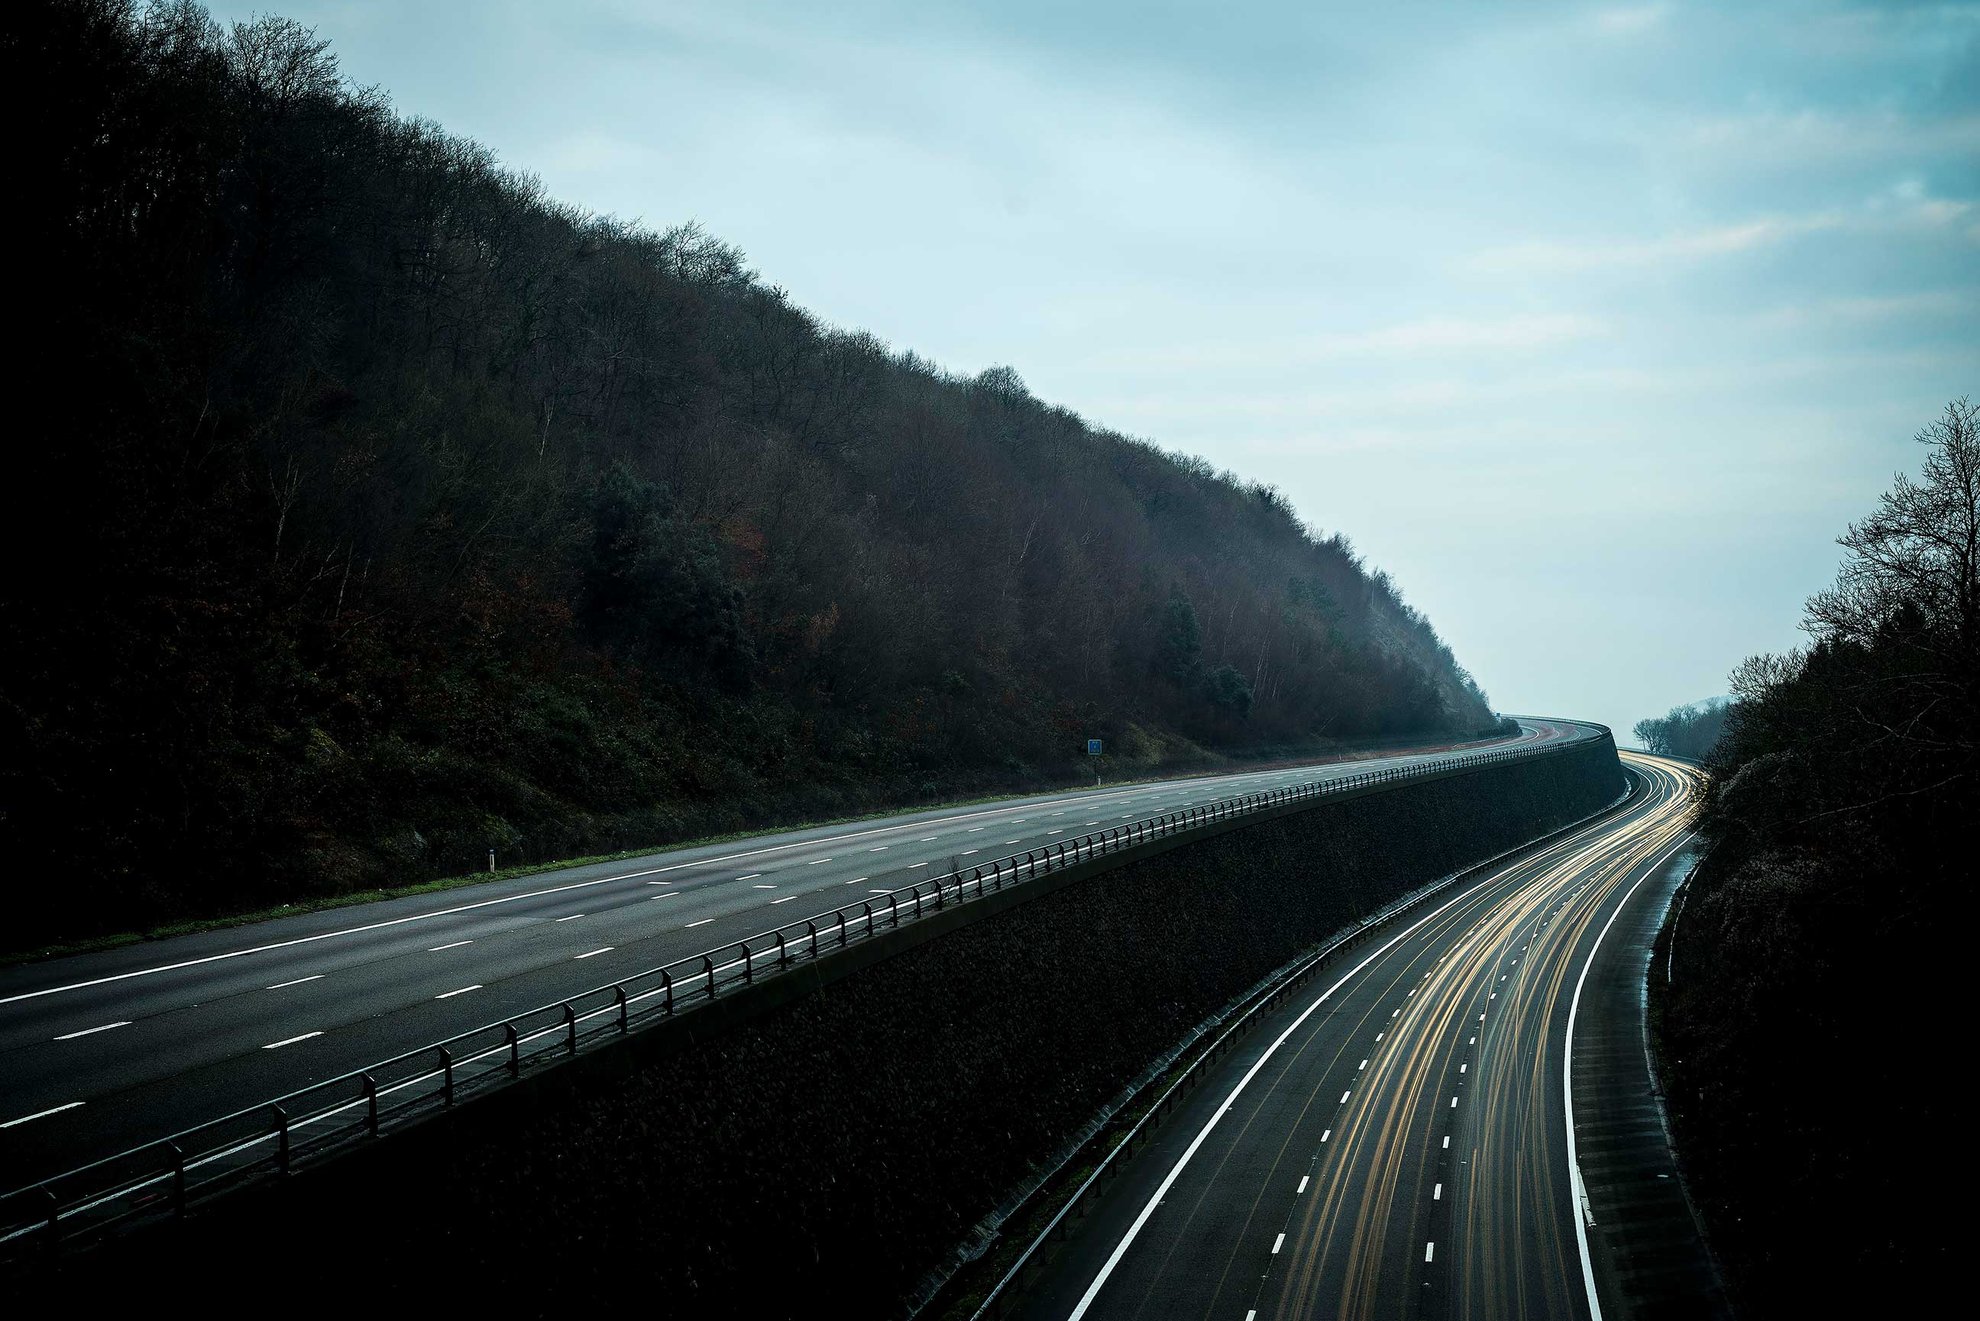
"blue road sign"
1087,738,1103,756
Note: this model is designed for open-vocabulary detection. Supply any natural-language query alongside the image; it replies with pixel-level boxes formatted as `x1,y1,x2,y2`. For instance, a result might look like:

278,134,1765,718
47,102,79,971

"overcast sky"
209,0,1978,739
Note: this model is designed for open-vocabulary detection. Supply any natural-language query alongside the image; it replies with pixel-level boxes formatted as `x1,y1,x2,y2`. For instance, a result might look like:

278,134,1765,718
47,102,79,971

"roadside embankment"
17,733,1622,1315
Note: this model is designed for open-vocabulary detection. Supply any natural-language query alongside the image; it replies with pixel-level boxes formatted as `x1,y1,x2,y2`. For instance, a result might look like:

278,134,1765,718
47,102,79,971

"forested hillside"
1660,398,1974,1317
1631,699,1732,761
0,1,1495,945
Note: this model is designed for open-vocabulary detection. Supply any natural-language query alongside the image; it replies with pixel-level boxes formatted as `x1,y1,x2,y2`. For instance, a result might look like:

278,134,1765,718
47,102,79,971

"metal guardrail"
955,759,1638,1318
0,726,1604,1259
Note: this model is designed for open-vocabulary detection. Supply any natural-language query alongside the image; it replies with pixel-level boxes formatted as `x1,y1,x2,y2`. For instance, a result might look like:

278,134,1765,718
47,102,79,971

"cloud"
1746,291,1969,332
1093,313,1608,372
1325,312,1607,353
1467,216,1834,275
1589,5,1671,37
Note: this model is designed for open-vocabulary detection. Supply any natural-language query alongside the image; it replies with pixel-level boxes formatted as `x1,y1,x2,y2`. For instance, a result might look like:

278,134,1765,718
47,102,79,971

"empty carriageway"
0,722,1594,1194
1014,752,1704,1321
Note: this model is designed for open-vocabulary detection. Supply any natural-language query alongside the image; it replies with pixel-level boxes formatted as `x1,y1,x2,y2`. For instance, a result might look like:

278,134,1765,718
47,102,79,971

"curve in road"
1010,751,1703,1321
0,720,1591,1193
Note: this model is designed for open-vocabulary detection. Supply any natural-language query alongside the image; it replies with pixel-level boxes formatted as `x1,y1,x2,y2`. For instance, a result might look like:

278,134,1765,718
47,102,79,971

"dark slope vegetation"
1658,399,1975,1318
0,1,1495,946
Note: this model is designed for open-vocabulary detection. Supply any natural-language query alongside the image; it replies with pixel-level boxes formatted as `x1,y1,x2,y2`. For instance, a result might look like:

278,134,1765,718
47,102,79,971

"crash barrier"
0,726,1609,1259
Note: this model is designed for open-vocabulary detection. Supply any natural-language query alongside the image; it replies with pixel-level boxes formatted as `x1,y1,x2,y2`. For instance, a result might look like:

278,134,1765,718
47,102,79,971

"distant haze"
204,0,1980,739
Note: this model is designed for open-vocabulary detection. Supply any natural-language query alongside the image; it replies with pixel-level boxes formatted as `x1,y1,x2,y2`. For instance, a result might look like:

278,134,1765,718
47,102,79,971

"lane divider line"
1062,874,1497,1320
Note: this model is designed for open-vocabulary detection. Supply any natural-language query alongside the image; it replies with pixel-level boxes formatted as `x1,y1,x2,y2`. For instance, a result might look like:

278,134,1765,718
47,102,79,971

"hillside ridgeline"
1,2,1497,945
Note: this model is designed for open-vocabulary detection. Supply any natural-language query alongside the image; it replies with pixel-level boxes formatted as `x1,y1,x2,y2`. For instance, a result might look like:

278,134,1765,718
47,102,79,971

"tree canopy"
0,1,1496,944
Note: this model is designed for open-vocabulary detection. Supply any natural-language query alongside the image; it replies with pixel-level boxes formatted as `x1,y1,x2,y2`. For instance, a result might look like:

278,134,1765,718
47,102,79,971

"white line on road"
263,1031,323,1049
1060,876,1490,1321
267,975,324,989
1297,1175,1310,1194
772,896,797,904
1321,1129,1331,1142
2,1102,85,1128
1272,1233,1286,1255
1564,855,1666,1321
574,948,612,960
54,1021,132,1040
428,940,473,952
736,874,762,881
435,985,481,999
753,884,776,890
808,858,833,865
0,742,1578,1007
1340,1091,1351,1104
1425,1242,1436,1263
686,918,713,929
555,915,585,922
1434,1183,1443,1200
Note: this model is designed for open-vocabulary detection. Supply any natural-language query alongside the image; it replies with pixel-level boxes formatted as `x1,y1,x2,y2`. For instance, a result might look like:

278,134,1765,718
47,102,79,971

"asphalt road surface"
0,720,1593,1193
1011,751,1703,1321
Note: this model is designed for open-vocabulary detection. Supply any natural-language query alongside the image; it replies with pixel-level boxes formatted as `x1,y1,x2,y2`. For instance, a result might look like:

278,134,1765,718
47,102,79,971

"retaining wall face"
45,738,1619,1315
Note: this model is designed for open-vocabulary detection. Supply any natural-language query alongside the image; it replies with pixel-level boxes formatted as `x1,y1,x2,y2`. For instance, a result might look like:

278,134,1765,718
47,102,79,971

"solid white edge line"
1563,769,1677,1321
1063,874,1491,1321
261,1031,322,1049
267,974,325,988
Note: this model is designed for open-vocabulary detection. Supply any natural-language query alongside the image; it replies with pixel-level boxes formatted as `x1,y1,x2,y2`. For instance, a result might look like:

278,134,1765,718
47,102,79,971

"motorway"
0,721,1590,1194
1010,751,1705,1321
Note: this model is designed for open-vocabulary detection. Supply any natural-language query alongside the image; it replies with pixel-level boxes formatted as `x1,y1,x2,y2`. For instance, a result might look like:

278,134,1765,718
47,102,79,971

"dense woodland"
1662,398,1975,1317
0,1,1495,946
1631,698,1731,761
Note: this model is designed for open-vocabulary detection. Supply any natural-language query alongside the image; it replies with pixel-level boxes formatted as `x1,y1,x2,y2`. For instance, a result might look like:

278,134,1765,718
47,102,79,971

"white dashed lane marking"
54,1021,130,1041
2,1102,85,1128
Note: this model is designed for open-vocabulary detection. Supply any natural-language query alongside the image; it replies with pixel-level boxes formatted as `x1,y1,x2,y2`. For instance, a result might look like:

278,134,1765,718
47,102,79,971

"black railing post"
168,1143,186,1217
836,910,848,945
363,1072,379,1136
889,893,899,926
273,1104,290,1174
661,970,674,1015
742,943,754,984
615,985,629,1032
440,1047,455,1104
807,920,819,955
703,955,716,1000
863,902,874,936
563,1003,578,1055
776,931,789,968
504,1023,520,1077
